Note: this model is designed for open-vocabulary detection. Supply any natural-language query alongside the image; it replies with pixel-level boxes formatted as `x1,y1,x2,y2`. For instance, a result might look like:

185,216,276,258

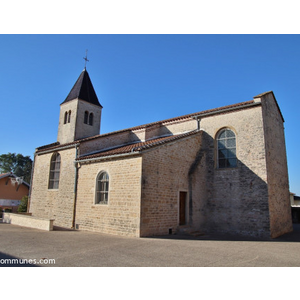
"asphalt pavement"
1,221,300,267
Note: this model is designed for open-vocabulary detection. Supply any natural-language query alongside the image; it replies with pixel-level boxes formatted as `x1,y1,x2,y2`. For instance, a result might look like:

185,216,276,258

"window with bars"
217,128,237,168
48,153,61,189
95,172,109,204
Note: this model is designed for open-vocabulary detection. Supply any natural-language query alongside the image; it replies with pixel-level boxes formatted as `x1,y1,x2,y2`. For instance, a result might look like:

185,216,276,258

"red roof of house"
0,173,30,187
0,172,12,179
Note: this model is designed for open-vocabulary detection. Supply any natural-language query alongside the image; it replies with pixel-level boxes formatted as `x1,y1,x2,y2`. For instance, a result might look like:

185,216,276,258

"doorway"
179,191,187,226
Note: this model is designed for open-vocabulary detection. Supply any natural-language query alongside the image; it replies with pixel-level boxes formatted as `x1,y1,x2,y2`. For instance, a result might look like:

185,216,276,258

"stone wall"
57,99,102,144
31,92,292,239
80,130,135,156
193,104,272,238
79,117,197,157
3,212,54,231
74,155,142,237
140,132,202,236
259,93,293,238
57,100,78,144
140,102,277,238
74,100,102,141
29,147,76,228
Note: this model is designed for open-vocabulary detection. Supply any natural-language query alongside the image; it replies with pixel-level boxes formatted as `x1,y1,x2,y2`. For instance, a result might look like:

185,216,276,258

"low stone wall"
2,212,54,231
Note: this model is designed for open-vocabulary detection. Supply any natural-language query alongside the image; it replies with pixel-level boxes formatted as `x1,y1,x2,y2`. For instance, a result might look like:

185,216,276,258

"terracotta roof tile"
0,172,30,187
77,130,200,161
0,172,12,178
36,98,257,152
78,99,255,143
36,142,60,151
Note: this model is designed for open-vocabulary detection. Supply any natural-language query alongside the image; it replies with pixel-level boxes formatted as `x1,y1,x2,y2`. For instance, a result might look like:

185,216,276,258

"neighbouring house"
290,193,300,223
29,67,293,239
0,173,30,213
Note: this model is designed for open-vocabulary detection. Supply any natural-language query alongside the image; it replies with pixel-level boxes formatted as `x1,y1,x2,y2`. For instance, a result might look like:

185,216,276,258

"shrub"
18,196,28,213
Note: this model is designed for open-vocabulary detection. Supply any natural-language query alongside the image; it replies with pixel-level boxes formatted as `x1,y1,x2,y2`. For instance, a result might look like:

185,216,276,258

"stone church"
29,68,293,239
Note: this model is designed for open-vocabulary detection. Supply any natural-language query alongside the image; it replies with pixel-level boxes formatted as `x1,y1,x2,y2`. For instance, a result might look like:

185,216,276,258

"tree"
0,153,33,184
18,195,28,213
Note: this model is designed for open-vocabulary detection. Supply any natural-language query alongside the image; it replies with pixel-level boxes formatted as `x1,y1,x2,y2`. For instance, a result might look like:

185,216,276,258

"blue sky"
0,34,299,194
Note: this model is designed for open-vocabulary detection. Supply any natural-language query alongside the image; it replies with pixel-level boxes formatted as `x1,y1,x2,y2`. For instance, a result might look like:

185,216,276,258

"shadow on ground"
145,224,300,243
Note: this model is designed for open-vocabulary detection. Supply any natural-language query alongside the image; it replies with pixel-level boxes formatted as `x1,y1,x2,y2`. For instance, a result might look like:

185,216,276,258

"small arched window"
95,172,109,204
48,153,61,189
84,111,88,124
64,111,68,124
217,128,237,168
89,113,94,126
68,110,71,123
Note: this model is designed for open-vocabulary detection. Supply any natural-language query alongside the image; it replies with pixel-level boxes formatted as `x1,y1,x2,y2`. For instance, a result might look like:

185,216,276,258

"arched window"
64,111,68,124
217,128,237,168
48,153,61,189
89,113,94,126
68,110,71,123
95,172,109,204
84,111,88,124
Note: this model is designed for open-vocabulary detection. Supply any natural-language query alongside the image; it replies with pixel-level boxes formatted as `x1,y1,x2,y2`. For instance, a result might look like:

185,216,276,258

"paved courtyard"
1,221,300,267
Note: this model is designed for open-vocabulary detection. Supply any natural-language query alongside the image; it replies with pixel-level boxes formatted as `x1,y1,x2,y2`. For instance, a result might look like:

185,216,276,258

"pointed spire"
62,69,102,108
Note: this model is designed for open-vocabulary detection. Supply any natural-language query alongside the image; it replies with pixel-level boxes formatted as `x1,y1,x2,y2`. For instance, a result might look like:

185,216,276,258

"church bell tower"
57,68,103,144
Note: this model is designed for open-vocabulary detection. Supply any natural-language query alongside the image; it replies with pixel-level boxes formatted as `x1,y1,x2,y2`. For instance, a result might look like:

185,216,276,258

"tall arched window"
48,153,61,189
89,113,94,126
68,110,71,123
95,172,109,204
64,111,68,124
84,111,88,124
217,128,237,168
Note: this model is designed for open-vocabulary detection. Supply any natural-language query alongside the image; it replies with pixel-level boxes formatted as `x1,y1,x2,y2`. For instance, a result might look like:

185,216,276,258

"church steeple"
57,69,103,144
62,69,103,108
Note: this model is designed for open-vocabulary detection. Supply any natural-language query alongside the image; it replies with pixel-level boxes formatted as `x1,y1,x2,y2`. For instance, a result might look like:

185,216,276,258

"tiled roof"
253,91,273,98
77,130,200,161
62,69,102,108
36,141,78,153
0,172,30,187
36,142,60,151
77,99,256,144
0,172,12,179
36,97,258,152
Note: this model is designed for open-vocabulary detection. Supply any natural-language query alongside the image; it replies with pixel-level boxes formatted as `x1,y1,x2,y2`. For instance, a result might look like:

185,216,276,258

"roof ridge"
0,172,30,187
76,98,255,143
36,95,260,152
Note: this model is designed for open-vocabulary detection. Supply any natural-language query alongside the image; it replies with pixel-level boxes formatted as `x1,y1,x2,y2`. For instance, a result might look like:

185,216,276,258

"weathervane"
83,49,89,69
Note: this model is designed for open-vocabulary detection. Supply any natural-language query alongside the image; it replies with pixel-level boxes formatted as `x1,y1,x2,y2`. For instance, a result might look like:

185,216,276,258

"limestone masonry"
29,68,293,238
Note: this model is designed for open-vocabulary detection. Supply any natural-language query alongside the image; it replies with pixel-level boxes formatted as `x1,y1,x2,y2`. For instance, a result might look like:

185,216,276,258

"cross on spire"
83,49,89,69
